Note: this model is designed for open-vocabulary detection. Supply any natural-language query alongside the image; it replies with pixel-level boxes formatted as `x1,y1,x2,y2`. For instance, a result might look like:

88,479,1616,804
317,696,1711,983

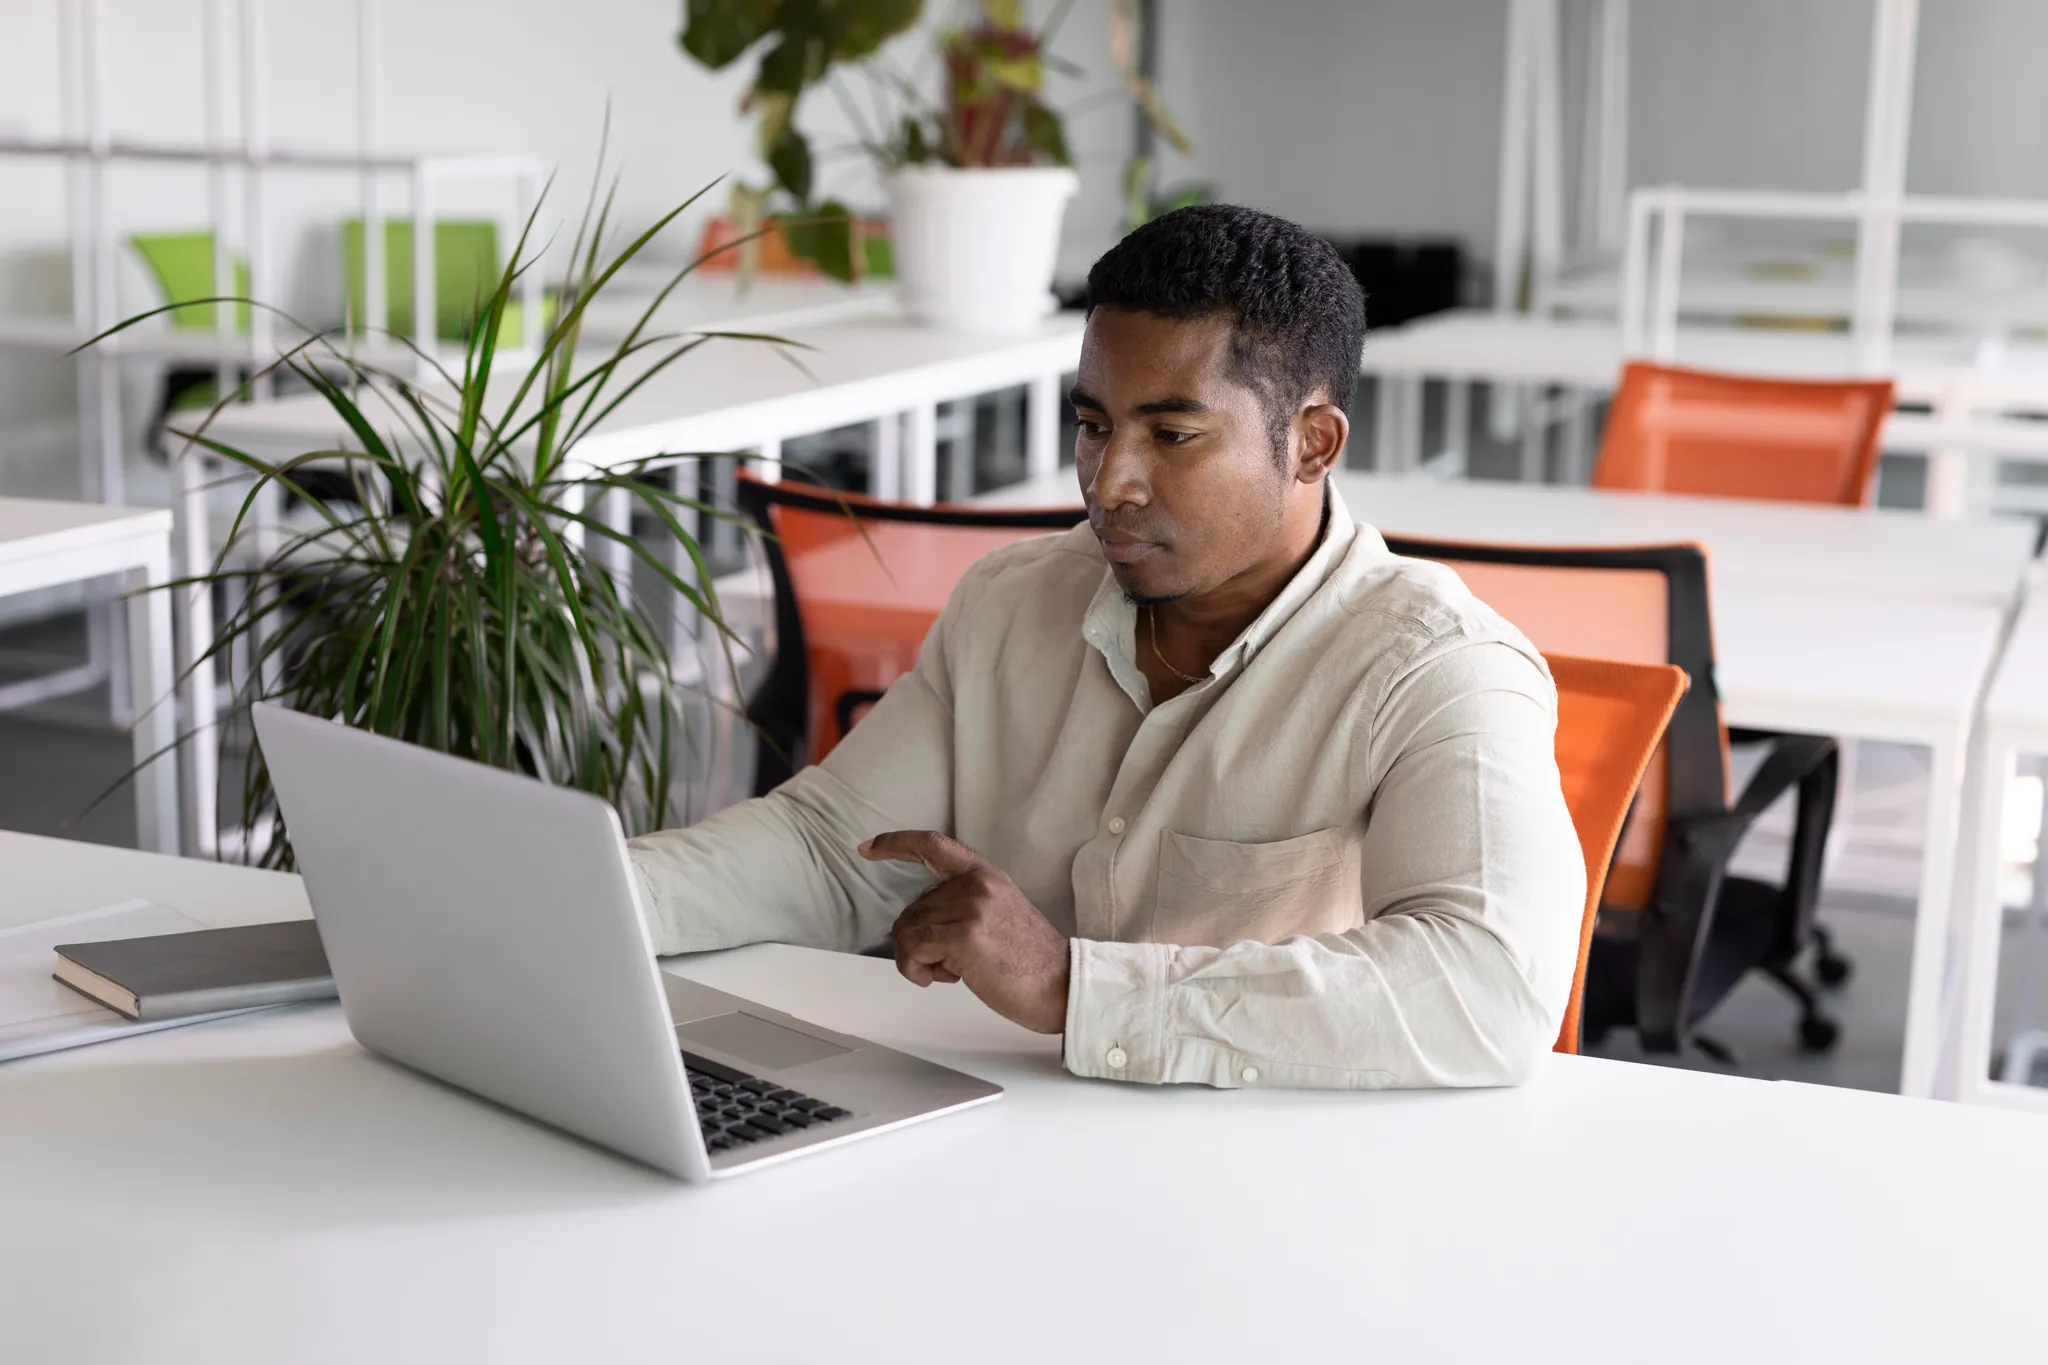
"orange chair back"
1384,538,1727,916
1545,653,1688,1053
1594,360,1893,506
737,473,1085,771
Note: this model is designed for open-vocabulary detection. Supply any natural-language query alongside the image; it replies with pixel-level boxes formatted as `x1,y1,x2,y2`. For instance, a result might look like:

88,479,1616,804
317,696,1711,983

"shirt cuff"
1063,938,1175,1083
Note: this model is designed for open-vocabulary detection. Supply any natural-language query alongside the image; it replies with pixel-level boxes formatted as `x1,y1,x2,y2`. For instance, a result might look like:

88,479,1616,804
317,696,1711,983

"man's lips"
1094,530,1162,564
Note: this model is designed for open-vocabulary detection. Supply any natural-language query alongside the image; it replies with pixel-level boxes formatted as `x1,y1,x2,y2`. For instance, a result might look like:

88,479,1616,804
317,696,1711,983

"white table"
982,470,2035,1096
1360,308,2048,515
2,832,2046,1365
1334,472,2038,608
202,314,1082,504
0,502,178,853
571,275,899,344
1953,585,2048,1111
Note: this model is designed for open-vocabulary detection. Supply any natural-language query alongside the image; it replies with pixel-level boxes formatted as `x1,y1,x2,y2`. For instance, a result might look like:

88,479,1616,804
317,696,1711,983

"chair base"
1583,877,1847,1054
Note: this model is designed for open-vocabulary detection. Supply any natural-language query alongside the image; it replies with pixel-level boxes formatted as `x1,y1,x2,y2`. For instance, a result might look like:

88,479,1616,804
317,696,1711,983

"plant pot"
884,165,1079,335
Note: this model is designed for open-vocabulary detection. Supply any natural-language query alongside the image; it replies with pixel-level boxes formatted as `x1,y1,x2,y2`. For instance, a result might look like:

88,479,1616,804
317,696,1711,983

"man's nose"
1087,427,1152,511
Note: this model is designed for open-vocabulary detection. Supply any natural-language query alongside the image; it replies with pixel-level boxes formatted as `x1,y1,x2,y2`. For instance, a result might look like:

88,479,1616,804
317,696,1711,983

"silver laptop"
252,703,1000,1180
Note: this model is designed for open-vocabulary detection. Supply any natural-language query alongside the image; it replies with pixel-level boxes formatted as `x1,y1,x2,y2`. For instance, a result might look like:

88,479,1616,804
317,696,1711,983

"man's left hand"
858,830,1069,1034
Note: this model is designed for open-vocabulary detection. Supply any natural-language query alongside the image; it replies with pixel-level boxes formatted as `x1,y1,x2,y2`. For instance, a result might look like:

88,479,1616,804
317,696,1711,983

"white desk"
201,314,1082,501
571,276,899,344
981,470,2033,1096
1953,585,2048,1111
2,833,2047,1365
1360,309,2048,515
0,502,178,853
1333,473,2038,608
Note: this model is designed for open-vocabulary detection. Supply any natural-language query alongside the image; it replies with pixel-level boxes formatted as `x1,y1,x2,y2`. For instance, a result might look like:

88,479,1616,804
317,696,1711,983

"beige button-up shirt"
631,486,1585,1089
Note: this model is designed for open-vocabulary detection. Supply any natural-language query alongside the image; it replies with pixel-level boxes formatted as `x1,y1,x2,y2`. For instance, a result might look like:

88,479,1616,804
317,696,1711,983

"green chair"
342,218,552,347
129,232,255,456
130,231,252,334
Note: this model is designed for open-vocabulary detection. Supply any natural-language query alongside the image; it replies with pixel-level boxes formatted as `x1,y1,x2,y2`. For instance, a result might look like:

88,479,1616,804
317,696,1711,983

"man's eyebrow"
1066,389,1214,417
1135,395,1210,416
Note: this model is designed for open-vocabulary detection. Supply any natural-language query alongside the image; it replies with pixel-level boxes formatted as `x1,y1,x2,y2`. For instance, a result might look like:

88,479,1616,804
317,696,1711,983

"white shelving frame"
0,0,543,855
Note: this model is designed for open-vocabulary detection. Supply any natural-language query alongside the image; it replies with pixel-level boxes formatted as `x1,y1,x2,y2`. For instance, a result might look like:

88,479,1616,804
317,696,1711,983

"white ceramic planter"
884,164,1080,335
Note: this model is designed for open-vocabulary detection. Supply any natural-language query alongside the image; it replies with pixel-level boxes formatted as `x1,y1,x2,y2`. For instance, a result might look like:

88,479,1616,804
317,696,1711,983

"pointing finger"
859,829,986,880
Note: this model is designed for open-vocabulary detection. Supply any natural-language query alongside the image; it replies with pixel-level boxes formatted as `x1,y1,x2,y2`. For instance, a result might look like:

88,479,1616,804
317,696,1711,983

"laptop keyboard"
684,1051,852,1156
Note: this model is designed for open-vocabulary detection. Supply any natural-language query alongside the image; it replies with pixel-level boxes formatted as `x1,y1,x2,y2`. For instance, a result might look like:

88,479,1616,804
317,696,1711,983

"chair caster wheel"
1815,953,1852,987
1798,1015,1841,1052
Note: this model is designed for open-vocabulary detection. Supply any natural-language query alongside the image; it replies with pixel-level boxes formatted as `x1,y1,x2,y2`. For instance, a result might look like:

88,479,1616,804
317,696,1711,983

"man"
632,205,1584,1089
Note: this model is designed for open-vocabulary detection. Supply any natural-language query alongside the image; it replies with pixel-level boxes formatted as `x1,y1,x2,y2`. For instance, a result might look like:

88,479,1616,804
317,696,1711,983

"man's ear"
1294,401,1349,483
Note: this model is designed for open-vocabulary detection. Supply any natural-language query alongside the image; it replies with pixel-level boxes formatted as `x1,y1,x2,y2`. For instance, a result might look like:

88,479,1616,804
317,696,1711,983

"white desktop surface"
570,275,899,343
1332,471,2041,607
199,314,1085,465
1356,307,2048,402
3,832,2048,1364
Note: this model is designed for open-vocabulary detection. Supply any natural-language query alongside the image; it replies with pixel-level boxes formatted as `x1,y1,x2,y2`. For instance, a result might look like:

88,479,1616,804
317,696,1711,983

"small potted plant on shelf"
89,173,766,866
679,0,1187,334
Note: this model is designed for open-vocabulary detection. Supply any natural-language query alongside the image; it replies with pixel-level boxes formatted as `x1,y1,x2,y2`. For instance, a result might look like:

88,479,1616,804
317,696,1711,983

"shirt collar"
1082,483,1363,711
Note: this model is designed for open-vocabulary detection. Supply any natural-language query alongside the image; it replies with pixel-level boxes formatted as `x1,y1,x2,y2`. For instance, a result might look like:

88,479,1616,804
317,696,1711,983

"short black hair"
1084,204,1367,455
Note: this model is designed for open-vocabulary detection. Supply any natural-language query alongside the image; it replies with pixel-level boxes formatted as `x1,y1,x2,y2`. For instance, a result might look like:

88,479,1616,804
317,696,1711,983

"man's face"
1071,307,1316,605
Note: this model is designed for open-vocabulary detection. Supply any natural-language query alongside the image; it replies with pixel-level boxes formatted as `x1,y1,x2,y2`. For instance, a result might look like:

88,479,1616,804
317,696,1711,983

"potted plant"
679,0,1187,334
91,176,763,866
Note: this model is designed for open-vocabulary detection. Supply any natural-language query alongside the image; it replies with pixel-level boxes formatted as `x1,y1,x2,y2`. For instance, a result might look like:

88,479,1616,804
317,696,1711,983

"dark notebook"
53,920,335,1021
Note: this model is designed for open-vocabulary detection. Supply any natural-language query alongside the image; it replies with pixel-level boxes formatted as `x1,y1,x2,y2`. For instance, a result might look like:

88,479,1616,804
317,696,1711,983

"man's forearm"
629,766,930,956
1060,911,1562,1089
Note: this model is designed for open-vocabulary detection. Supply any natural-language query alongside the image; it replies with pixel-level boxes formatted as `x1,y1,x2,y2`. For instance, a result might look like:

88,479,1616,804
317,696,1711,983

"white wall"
1151,0,2048,268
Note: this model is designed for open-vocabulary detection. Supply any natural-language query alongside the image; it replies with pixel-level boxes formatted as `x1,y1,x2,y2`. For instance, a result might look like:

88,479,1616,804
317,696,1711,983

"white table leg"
945,401,977,501
662,458,703,648
1901,727,1969,1098
1372,374,1399,472
127,547,182,856
709,458,740,562
1562,387,1590,484
1396,375,1425,474
1925,387,1969,517
599,483,635,603
1519,384,1547,482
872,412,902,500
1027,372,1062,484
94,354,132,728
1443,378,1471,475
905,402,938,506
1926,451,1970,518
173,449,219,858
1952,729,2016,1104
252,480,284,696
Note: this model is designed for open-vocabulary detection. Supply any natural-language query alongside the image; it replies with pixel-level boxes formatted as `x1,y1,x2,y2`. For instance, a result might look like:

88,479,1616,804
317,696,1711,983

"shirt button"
1106,1046,1129,1069
1107,816,1127,835
1240,1066,1260,1084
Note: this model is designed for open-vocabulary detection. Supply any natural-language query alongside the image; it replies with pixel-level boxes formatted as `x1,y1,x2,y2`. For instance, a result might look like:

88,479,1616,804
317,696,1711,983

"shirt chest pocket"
1153,827,1363,948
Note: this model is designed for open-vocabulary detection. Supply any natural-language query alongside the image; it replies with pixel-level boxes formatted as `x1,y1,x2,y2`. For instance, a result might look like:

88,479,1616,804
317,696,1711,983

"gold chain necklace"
1147,606,1207,685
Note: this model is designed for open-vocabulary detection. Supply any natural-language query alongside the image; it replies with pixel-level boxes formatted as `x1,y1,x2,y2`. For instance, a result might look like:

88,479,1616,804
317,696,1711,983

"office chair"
734,471,1085,795
1594,360,1894,506
1386,534,1847,1057
129,231,254,462
1546,653,1688,1054
342,218,554,346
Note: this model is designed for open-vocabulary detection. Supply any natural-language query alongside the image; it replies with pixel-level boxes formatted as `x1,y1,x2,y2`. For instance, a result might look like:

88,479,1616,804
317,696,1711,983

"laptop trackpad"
676,1011,853,1072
